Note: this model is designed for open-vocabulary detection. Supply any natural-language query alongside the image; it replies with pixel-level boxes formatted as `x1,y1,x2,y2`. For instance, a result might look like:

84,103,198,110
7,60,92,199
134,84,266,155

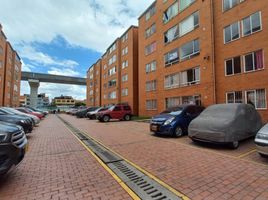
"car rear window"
123,106,131,111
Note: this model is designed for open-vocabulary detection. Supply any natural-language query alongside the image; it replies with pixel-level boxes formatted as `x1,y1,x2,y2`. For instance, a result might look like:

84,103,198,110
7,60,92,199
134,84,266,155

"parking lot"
0,114,268,200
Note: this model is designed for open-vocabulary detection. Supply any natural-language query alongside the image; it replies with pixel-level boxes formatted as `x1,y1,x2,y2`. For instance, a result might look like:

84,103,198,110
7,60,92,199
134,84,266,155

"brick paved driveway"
0,115,131,200
61,114,268,200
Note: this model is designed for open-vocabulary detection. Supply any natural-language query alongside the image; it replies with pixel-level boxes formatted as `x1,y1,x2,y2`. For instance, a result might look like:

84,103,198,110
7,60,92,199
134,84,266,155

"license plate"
151,125,158,131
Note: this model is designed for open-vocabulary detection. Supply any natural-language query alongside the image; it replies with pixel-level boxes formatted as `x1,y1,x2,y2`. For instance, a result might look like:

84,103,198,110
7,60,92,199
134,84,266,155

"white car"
255,123,268,157
87,107,108,119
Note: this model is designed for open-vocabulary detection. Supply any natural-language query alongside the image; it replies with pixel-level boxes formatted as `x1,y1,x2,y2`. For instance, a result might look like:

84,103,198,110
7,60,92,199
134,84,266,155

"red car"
16,107,44,120
96,104,132,122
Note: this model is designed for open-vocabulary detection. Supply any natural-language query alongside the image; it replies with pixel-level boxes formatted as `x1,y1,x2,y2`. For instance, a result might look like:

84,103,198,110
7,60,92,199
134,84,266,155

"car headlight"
256,133,268,140
20,120,26,124
164,117,175,126
0,134,7,143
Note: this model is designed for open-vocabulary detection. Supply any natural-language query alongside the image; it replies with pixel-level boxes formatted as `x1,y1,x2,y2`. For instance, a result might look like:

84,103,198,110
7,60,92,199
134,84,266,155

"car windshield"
98,108,108,112
108,106,115,111
161,107,183,116
0,108,13,114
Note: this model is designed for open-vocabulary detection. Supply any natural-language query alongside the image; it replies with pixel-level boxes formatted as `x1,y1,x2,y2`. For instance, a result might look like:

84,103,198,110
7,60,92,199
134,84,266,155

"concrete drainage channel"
57,115,183,200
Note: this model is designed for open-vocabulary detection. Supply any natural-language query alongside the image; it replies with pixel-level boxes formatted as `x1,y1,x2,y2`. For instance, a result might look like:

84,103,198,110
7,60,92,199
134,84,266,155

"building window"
145,23,156,38
108,55,116,65
122,74,128,82
246,89,266,109
163,1,179,24
89,74,93,80
181,67,200,86
165,97,181,108
225,56,241,75
108,91,117,99
164,24,179,44
146,61,156,73
223,0,239,11
145,5,156,21
224,21,240,43
104,64,107,70
122,60,128,69
109,43,116,54
164,73,180,89
145,42,156,55
179,11,199,37
164,48,179,66
244,50,263,72
122,88,128,96
0,61,2,68
180,39,200,61
179,0,195,12
0,46,3,55
108,79,116,88
146,100,157,110
146,80,157,92
122,47,128,56
226,91,243,103
242,12,261,36
122,33,128,42
89,90,93,95
89,82,93,88
108,66,116,76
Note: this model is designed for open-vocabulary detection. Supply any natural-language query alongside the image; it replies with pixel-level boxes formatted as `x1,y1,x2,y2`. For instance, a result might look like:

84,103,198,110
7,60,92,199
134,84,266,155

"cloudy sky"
0,0,154,100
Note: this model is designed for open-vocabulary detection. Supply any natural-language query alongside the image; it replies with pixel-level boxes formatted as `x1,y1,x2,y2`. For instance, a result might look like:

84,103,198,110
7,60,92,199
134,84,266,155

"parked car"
87,107,108,119
76,107,99,118
189,104,263,149
255,123,268,157
25,106,48,116
0,122,28,175
0,109,33,133
1,107,40,126
150,105,204,137
96,104,132,122
16,107,44,120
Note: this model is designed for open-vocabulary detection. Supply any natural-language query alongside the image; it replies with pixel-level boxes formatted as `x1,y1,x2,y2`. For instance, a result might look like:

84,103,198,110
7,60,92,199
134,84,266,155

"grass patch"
132,116,151,121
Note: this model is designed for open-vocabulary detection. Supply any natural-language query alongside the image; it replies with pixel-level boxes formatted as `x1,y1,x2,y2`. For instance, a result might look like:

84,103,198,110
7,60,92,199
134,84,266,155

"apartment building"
214,0,268,121
101,39,121,107
138,0,215,117
86,59,102,107
0,24,22,107
0,25,6,106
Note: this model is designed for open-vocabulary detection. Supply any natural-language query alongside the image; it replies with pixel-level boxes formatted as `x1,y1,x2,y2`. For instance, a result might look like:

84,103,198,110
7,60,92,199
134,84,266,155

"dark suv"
96,104,132,122
0,122,28,175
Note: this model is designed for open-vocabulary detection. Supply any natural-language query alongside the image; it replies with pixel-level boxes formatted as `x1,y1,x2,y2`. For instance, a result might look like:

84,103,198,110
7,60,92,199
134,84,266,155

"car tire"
124,114,131,121
103,115,110,122
259,153,268,158
231,141,239,149
173,126,183,137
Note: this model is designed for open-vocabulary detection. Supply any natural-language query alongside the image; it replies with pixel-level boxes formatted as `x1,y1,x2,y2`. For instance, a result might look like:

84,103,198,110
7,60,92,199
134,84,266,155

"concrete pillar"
28,79,40,108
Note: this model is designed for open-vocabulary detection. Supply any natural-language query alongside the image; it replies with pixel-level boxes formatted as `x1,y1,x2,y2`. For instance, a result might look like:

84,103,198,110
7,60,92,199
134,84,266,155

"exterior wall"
87,65,95,107
214,0,268,122
0,26,6,106
120,26,139,115
101,39,121,106
3,42,13,107
11,51,21,107
94,59,102,107
138,0,215,117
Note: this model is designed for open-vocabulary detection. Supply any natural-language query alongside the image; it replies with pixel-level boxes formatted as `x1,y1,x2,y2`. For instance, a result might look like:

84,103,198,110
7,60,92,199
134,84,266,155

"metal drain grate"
58,115,183,200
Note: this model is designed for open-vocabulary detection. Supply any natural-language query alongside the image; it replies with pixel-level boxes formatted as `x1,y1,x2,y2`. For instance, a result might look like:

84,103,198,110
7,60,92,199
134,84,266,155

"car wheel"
231,141,239,149
103,115,110,122
259,153,268,158
173,126,183,137
124,114,131,121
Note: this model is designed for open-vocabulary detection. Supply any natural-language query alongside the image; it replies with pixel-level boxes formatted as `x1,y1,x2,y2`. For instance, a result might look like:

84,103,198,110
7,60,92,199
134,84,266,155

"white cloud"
47,67,81,77
19,45,79,68
0,0,155,53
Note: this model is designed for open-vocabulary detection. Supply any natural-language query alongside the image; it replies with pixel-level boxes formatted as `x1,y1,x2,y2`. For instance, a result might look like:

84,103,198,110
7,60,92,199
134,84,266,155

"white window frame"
245,89,267,110
242,11,262,37
243,49,264,73
223,21,240,44
224,56,241,76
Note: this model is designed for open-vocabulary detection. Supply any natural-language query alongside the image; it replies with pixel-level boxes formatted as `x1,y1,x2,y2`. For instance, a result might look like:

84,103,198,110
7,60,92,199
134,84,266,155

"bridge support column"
28,79,40,108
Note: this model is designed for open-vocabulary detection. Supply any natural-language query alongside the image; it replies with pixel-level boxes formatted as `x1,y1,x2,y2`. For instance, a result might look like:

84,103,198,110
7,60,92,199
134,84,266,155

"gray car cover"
188,104,263,143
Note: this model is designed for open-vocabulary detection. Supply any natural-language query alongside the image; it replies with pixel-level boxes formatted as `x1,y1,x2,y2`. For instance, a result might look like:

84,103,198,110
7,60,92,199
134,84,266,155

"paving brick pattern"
0,115,131,200
61,115,268,200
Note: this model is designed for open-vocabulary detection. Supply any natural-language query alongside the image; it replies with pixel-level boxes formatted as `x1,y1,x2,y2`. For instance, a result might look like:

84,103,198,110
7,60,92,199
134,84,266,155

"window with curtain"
244,49,263,72
226,91,243,103
179,11,199,37
163,1,179,23
164,73,180,89
165,97,181,108
164,48,179,66
146,100,157,110
164,25,179,44
180,39,200,61
246,89,266,109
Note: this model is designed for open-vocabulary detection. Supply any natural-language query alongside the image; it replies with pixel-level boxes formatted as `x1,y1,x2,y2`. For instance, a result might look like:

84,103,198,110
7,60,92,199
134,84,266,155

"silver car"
255,123,268,157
